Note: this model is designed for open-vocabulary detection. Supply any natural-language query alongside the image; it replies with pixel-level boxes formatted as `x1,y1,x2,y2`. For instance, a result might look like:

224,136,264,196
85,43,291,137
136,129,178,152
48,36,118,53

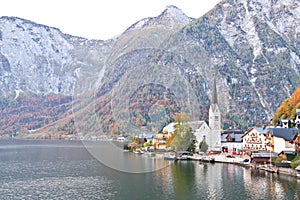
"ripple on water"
0,176,118,200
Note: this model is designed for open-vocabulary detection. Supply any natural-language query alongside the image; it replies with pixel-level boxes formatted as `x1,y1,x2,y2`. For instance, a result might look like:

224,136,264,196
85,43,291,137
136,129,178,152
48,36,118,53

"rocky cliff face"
164,0,300,127
0,17,75,95
0,1,299,137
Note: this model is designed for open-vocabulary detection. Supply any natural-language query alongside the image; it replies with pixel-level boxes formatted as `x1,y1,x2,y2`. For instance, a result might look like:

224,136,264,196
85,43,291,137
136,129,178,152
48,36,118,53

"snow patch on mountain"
0,17,78,95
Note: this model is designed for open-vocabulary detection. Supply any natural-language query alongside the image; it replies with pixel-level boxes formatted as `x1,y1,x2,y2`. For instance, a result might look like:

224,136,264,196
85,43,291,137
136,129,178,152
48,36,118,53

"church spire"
209,77,221,130
212,77,218,105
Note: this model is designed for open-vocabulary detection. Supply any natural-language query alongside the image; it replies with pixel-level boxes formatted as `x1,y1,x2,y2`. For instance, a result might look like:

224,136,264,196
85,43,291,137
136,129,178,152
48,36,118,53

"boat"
177,154,189,160
133,150,144,154
201,156,215,163
163,152,177,160
176,151,193,161
239,158,251,166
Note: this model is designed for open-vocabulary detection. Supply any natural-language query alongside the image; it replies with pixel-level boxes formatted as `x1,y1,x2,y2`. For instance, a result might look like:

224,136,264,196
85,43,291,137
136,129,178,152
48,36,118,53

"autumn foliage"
272,87,300,124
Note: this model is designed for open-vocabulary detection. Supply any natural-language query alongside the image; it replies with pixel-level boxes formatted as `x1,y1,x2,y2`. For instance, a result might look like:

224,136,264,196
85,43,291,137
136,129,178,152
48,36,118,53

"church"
194,78,222,152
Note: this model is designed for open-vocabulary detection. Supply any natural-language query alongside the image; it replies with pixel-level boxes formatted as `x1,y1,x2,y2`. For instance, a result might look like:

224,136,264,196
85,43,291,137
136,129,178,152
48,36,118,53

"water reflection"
82,140,170,173
0,140,299,200
155,161,300,200
170,162,196,199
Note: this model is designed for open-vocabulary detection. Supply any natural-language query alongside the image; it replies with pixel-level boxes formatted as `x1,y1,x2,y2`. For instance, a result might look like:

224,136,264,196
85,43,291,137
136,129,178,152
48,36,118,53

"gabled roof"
278,150,295,155
164,122,175,133
221,130,243,142
268,128,299,141
242,126,269,138
222,130,244,134
187,121,208,131
164,121,208,133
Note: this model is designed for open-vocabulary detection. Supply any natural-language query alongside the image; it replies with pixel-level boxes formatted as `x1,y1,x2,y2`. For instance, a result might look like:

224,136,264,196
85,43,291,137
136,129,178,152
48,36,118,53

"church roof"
163,121,208,133
187,121,207,131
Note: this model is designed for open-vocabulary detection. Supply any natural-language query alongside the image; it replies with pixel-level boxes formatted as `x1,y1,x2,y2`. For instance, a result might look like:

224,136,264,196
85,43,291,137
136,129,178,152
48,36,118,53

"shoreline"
163,152,300,179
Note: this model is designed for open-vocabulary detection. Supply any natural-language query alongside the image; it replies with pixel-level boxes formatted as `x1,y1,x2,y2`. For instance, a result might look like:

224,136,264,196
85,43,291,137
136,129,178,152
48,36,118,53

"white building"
194,78,222,152
221,130,244,154
242,127,270,152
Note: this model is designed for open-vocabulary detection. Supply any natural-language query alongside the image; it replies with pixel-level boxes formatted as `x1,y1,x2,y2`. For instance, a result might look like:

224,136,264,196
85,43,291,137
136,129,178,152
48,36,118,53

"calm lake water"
0,140,299,200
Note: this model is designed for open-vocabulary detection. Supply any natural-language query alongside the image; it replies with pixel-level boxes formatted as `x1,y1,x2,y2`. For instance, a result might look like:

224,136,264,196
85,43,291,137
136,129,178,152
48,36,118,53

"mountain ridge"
0,0,299,137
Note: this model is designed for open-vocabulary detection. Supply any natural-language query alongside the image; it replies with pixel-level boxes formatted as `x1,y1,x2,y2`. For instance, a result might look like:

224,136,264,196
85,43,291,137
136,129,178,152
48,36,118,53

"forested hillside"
272,87,300,124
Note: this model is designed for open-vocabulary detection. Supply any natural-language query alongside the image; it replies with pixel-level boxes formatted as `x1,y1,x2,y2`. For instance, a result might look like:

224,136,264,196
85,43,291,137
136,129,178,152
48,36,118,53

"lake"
0,140,299,200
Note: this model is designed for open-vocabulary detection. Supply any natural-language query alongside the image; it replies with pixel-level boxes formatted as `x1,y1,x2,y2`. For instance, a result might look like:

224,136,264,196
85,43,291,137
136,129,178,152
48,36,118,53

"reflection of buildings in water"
154,160,174,196
244,170,269,199
244,169,287,199
144,155,165,172
242,167,252,185
227,163,247,183
196,163,223,198
226,164,234,179
272,180,286,200
206,164,223,198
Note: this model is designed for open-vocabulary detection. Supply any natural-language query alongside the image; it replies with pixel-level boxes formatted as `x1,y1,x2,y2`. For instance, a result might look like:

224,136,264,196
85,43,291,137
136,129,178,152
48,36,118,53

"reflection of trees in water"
170,162,196,199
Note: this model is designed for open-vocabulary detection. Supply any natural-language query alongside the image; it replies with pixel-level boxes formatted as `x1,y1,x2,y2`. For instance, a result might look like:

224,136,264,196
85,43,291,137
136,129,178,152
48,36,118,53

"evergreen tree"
199,139,209,153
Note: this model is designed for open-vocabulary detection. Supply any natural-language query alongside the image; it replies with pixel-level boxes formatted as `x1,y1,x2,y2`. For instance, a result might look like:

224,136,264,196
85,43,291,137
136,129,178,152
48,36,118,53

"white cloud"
0,0,221,39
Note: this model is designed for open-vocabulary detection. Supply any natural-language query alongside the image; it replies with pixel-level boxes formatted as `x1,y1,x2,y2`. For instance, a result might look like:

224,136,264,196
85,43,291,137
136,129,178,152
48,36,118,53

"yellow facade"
155,133,172,149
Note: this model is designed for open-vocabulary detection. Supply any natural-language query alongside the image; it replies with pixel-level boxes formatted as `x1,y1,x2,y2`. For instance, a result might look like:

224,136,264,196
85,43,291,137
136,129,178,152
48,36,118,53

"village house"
154,127,172,150
221,129,244,154
242,124,299,157
242,127,271,153
277,150,296,161
266,127,298,154
292,132,300,156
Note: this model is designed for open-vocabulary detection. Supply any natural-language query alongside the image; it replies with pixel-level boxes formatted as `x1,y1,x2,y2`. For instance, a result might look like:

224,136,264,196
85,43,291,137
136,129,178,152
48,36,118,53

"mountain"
0,17,114,96
0,1,299,138
163,0,300,127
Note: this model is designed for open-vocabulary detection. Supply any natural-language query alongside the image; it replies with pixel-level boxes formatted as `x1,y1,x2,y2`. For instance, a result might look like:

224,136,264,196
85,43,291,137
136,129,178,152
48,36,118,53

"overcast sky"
0,0,222,40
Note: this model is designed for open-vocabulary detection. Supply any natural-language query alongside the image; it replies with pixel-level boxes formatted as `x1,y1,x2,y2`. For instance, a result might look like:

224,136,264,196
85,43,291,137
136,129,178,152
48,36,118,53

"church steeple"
209,77,221,130
212,77,218,105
